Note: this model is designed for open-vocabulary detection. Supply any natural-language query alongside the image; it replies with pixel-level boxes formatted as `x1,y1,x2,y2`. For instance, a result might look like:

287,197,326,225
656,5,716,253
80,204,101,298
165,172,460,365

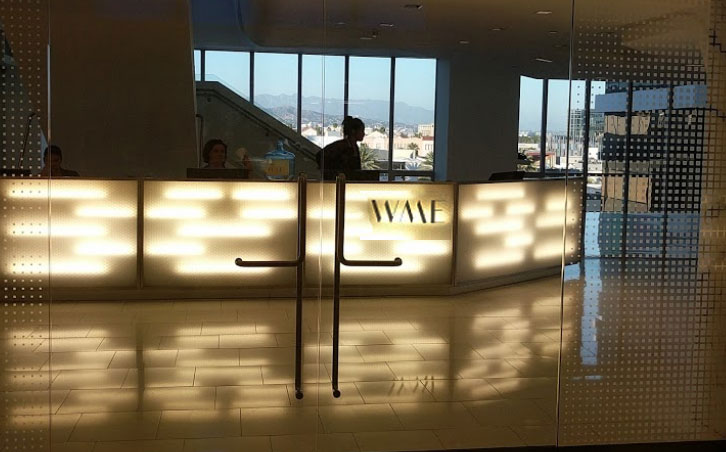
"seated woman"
201,139,233,169
318,116,365,180
40,145,80,177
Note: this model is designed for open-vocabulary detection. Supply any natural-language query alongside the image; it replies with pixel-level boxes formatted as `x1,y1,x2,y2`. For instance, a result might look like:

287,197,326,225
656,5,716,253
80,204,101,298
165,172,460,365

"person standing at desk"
318,116,365,180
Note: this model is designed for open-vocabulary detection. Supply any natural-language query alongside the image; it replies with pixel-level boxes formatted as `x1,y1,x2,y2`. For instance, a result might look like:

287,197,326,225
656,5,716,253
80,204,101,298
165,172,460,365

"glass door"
311,1,575,450
42,0,327,450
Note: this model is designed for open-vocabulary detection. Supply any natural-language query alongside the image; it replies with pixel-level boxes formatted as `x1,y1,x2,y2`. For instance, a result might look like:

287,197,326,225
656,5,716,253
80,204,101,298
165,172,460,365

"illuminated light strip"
8,224,107,237
475,250,525,269
147,242,205,256
506,202,535,215
165,188,223,200
147,206,206,219
6,187,107,199
358,232,413,241
75,242,135,256
178,223,271,238
475,219,523,235
76,206,135,218
460,207,494,219
232,189,291,201
342,261,422,274
476,187,525,201
306,242,363,256
534,243,563,260
51,261,108,275
546,198,566,211
175,262,271,274
309,209,364,220
536,214,564,228
240,208,297,220
505,234,534,248
394,241,450,256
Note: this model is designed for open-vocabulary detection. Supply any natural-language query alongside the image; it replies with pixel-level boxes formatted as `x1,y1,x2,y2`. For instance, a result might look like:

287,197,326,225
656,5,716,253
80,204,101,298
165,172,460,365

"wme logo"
370,200,446,224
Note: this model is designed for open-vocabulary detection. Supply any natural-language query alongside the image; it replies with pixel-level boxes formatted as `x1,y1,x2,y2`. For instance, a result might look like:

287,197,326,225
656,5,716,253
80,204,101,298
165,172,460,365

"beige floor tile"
200,322,256,336
487,377,558,399
183,436,272,452
176,349,239,367
262,364,330,384
275,332,333,347
97,337,162,351
255,318,296,334
157,409,241,439
422,379,501,402
287,383,364,406
58,388,137,414
355,381,434,403
194,366,263,386
216,384,290,408
270,433,359,452
382,330,446,345
70,411,161,442
455,359,522,379
142,387,216,411
473,342,534,359
464,399,554,426
241,407,320,435
219,333,277,348
390,401,479,430
354,430,443,452
307,345,365,364
48,442,95,452
160,335,219,350
93,440,184,452
386,360,456,380
51,413,81,443
434,426,524,449
51,369,129,390
239,347,294,366
36,337,103,353
358,320,416,331
325,362,395,383
413,343,481,361
511,425,557,446
338,331,391,346
319,404,402,433
46,351,115,371
123,367,196,388
356,345,423,363
136,323,202,337
506,357,559,377
109,350,178,368
3,389,68,415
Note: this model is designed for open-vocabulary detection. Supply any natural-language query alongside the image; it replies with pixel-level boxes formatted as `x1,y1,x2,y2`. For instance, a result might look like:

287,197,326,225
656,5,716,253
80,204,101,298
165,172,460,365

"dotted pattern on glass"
1,1,51,451
560,0,724,445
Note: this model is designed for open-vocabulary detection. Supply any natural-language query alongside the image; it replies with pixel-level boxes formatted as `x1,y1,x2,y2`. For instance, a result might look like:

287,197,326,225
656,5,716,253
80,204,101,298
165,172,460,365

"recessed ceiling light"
536,10,553,15
360,36,373,41
459,40,470,45
535,57,553,63
548,30,559,34
379,23,395,27
404,4,423,9
335,21,346,26
491,27,504,32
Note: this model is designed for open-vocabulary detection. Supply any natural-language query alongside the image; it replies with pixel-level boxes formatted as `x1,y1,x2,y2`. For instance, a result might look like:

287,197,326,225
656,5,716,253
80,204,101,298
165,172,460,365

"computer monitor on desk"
187,168,250,179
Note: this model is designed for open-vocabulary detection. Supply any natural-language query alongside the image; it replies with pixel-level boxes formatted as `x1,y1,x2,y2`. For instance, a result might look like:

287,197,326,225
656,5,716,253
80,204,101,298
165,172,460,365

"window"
301,55,345,148
254,53,299,130
546,79,571,172
518,76,543,172
194,50,201,81
205,51,250,99
349,57,391,170
394,58,436,173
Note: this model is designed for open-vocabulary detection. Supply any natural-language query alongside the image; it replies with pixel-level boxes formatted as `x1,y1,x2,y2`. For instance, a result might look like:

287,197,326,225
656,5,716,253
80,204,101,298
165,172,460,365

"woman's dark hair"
342,116,364,137
202,139,227,163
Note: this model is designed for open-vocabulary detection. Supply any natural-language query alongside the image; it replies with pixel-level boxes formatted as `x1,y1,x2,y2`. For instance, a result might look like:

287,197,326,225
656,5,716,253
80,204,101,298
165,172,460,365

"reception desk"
1,178,582,299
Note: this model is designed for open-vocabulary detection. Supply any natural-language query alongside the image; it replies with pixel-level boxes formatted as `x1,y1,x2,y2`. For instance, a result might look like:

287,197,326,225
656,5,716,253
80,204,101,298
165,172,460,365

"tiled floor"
4,269,725,451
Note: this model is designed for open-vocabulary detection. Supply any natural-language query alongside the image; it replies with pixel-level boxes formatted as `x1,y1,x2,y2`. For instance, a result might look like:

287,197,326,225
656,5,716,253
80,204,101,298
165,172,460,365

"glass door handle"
235,175,307,400
331,175,402,397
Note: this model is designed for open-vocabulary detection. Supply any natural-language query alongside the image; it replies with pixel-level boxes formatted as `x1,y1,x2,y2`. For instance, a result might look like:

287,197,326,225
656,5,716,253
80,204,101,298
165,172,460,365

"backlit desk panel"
1,178,138,288
457,179,583,284
0,178,582,296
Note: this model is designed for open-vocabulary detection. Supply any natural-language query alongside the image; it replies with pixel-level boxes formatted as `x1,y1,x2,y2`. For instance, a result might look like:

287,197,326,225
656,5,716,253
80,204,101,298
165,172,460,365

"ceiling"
190,0,708,79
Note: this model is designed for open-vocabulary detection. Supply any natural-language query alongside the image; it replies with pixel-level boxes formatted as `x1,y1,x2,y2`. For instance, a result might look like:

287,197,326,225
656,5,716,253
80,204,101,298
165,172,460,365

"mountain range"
254,94,435,127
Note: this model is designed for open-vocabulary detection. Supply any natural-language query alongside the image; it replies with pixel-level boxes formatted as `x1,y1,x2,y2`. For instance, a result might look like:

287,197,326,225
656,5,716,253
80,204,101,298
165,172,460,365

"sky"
197,51,437,111
196,50,605,133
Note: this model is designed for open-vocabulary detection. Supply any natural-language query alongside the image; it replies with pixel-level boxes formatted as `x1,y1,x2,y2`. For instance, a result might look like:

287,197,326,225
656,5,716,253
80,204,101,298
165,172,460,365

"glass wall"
518,76,544,172
301,54,345,148
254,53,299,130
205,51,250,99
